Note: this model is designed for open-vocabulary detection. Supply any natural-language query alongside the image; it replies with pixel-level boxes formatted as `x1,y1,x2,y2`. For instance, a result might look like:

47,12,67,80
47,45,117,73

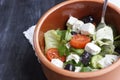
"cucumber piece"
91,55,103,69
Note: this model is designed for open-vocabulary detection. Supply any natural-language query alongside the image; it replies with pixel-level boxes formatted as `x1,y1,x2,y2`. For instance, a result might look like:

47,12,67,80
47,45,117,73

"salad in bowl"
44,16,120,72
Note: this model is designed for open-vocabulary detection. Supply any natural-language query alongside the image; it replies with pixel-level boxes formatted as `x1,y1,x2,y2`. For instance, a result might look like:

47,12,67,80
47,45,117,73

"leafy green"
80,66,92,72
58,43,70,56
114,41,120,48
57,29,73,56
96,39,113,46
114,35,120,49
70,47,84,55
114,35,120,41
56,29,66,42
44,30,60,51
65,29,72,41
99,45,115,56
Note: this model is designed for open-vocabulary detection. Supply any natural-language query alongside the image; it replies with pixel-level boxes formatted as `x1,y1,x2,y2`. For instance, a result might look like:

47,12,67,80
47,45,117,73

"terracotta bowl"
33,0,120,80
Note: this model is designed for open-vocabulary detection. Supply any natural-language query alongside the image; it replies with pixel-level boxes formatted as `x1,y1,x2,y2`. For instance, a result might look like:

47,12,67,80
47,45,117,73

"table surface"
0,0,64,80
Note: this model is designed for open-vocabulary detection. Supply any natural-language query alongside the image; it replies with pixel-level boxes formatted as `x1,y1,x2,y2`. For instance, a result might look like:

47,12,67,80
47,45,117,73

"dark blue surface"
0,0,64,80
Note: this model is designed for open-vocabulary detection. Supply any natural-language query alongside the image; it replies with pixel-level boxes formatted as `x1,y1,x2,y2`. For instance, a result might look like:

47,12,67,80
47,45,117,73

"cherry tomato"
46,48,66,62
70,34,91,49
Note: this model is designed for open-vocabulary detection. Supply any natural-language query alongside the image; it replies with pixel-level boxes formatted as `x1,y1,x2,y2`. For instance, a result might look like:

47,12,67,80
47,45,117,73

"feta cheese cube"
85,43,101,55
51,59,64,68
80,23,95,35
72,20,84,33
66,16,78,28
66,53,80,63
74,66,81,72
98,55,119,68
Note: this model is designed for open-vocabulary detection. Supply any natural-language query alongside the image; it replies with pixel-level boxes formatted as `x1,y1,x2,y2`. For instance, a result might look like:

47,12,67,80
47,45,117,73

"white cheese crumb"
66,53,80,63
74,66,81,72
85,42,101,55
80,23,95,35
72,20,84,33
66,16,78,28
51,59,64,68
98,54,119,68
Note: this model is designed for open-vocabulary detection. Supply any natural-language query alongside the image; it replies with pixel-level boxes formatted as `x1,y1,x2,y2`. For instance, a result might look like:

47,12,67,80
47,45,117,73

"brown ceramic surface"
33,0,120,80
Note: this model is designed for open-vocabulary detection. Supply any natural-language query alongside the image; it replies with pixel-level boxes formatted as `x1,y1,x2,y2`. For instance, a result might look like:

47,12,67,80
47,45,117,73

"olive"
64,64,75,71
82,16,94,23
81,51,92,66
71,31,77,35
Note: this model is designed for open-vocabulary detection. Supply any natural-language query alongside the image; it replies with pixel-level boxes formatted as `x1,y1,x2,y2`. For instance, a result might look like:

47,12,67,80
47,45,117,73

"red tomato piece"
46,48,66,62
70,34,91,49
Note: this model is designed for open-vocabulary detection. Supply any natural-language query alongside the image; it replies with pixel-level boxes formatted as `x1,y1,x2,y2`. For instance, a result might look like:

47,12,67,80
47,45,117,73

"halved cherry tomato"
70,34,91,49
46,48,66,62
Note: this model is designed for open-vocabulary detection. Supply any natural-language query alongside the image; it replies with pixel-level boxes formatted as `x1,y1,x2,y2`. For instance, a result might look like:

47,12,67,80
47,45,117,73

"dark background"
0,0,64,80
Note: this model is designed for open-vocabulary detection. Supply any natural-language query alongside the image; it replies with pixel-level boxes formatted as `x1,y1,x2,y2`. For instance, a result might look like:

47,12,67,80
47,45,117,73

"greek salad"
44,16,120,72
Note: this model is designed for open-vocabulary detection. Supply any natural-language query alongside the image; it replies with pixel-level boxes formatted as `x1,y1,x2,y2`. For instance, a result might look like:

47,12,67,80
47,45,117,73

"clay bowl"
33,0,120,80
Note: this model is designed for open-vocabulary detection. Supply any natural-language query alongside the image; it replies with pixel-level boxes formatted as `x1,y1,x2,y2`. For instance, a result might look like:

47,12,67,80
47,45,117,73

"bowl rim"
34,0,120,78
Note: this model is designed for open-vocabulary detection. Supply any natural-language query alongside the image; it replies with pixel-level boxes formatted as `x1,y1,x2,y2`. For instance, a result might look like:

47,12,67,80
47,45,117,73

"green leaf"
70,47,84,55
114,41,120,48
97,39,113,46
56,29,66,42
65,29,72,41
99,45,115,56
80,66,92,72
58,43,70,56
114,35,120,40
44,30,60,51
114,35,120,51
